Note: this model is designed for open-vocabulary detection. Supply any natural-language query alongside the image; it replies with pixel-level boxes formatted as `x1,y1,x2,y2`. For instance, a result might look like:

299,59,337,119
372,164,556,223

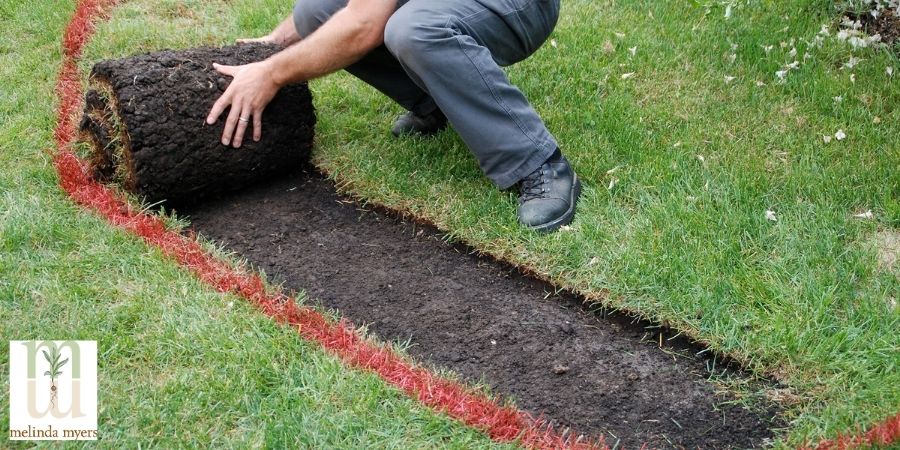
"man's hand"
236,35,277,45
235,15,301,47
207,0,394,148
206,61,280,148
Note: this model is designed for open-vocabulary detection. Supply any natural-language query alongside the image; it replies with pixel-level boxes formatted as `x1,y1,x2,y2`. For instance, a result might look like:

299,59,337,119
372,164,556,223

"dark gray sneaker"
391,109,448,137
517,149,581,232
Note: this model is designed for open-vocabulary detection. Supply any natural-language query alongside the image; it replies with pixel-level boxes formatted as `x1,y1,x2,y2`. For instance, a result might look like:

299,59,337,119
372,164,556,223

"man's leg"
292,0,438,117
383,0,561,190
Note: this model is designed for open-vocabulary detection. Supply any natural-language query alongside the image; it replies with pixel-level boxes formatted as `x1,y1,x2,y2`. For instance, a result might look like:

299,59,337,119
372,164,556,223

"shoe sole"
527,174,582,233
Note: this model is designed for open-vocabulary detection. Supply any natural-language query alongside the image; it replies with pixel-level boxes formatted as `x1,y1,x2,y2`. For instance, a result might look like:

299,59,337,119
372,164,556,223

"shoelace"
520,165,549,202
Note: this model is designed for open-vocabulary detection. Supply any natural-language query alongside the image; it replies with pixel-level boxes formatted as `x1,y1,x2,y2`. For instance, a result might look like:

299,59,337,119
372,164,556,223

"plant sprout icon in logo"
42,346,69,410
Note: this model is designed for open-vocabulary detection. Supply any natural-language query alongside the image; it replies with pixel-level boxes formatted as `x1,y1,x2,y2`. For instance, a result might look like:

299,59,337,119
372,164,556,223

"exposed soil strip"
79,44,315,203
183,171,779,449
51,1,900,448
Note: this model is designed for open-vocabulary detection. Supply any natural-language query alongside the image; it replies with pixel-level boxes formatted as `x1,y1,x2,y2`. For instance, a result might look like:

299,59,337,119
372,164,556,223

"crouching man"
207,0,581,231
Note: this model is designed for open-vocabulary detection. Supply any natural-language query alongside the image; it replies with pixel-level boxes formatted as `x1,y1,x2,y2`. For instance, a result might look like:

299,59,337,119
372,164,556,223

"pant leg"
384,0,561,189
292,0,437,115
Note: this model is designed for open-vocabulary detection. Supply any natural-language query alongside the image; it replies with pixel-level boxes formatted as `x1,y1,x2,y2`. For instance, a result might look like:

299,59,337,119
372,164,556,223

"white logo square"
8,341,98,440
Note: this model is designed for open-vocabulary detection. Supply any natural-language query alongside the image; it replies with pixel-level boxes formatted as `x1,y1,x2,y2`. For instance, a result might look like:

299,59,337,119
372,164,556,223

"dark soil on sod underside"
183,170,783,449
81,44,315,203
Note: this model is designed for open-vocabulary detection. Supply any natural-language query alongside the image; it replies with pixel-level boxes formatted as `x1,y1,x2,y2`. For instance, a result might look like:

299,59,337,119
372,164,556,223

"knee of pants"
384,9,451,68
293,0,346,38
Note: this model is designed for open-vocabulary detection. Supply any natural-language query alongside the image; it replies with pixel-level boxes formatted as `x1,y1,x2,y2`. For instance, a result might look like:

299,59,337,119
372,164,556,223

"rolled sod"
78,44,315,203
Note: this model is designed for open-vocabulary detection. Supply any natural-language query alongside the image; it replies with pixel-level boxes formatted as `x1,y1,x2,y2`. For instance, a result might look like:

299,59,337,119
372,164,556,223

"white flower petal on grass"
621,72,635,79
841,17,862,30
756,80,767,87
789,47,797,58
606,165,622,175
813,35,825,48
873,116,881,124
560,225,574,232
607,177,618,190
850,73,856,83
844,56,862,69
833,95,843,103
762,44,774,55
724,75,737,84
629,46,637,57
835,129,846,140
823,135,833,143
724,4,732,19
697,154,705,163
853,210,874,219
888,67,894,77
786,61,800,69
765,210,777,222
615,32,626,39
550,39,558,48
776,70,789,81
849,36,867,49
588,256,599,266
728,53,737,64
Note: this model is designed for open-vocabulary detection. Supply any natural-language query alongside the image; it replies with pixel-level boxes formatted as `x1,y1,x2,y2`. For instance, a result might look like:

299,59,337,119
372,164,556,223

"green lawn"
2,0,898,447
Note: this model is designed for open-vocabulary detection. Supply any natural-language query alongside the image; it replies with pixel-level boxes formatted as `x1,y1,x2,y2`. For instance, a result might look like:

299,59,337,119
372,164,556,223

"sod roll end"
79,44,316,203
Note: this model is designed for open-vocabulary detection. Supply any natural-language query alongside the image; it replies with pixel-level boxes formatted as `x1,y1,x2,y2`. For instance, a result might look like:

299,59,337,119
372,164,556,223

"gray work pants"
293,0,560,189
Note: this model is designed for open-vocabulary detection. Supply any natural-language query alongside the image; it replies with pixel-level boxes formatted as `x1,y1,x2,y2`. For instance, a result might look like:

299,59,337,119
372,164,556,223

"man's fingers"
236,37,270,44
232,102,252,148
206,91,231,125
221,102,242,146
213,63,238,77
253,110,263,142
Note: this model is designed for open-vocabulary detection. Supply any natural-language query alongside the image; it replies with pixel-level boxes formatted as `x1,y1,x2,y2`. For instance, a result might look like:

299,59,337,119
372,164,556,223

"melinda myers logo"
9,341,97,440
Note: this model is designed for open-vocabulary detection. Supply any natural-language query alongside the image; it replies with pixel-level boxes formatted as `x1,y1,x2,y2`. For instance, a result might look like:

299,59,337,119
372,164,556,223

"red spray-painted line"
50,1,898,449
798,412,900,450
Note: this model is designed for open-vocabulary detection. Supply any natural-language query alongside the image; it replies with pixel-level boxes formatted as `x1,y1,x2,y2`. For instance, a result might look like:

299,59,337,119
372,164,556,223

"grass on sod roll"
0,0,897,447
0,0,511,448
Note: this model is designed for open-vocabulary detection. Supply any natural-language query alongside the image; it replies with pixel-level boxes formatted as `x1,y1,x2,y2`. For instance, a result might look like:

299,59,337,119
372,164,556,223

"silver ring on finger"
239,117,250,123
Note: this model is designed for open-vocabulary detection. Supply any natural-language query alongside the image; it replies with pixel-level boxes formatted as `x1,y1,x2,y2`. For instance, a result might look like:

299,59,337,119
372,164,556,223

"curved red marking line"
50,1,898,449
799,412,900,450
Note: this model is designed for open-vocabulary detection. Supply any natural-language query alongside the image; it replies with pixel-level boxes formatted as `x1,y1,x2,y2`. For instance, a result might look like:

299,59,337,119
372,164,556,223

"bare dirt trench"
182,169,782,449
